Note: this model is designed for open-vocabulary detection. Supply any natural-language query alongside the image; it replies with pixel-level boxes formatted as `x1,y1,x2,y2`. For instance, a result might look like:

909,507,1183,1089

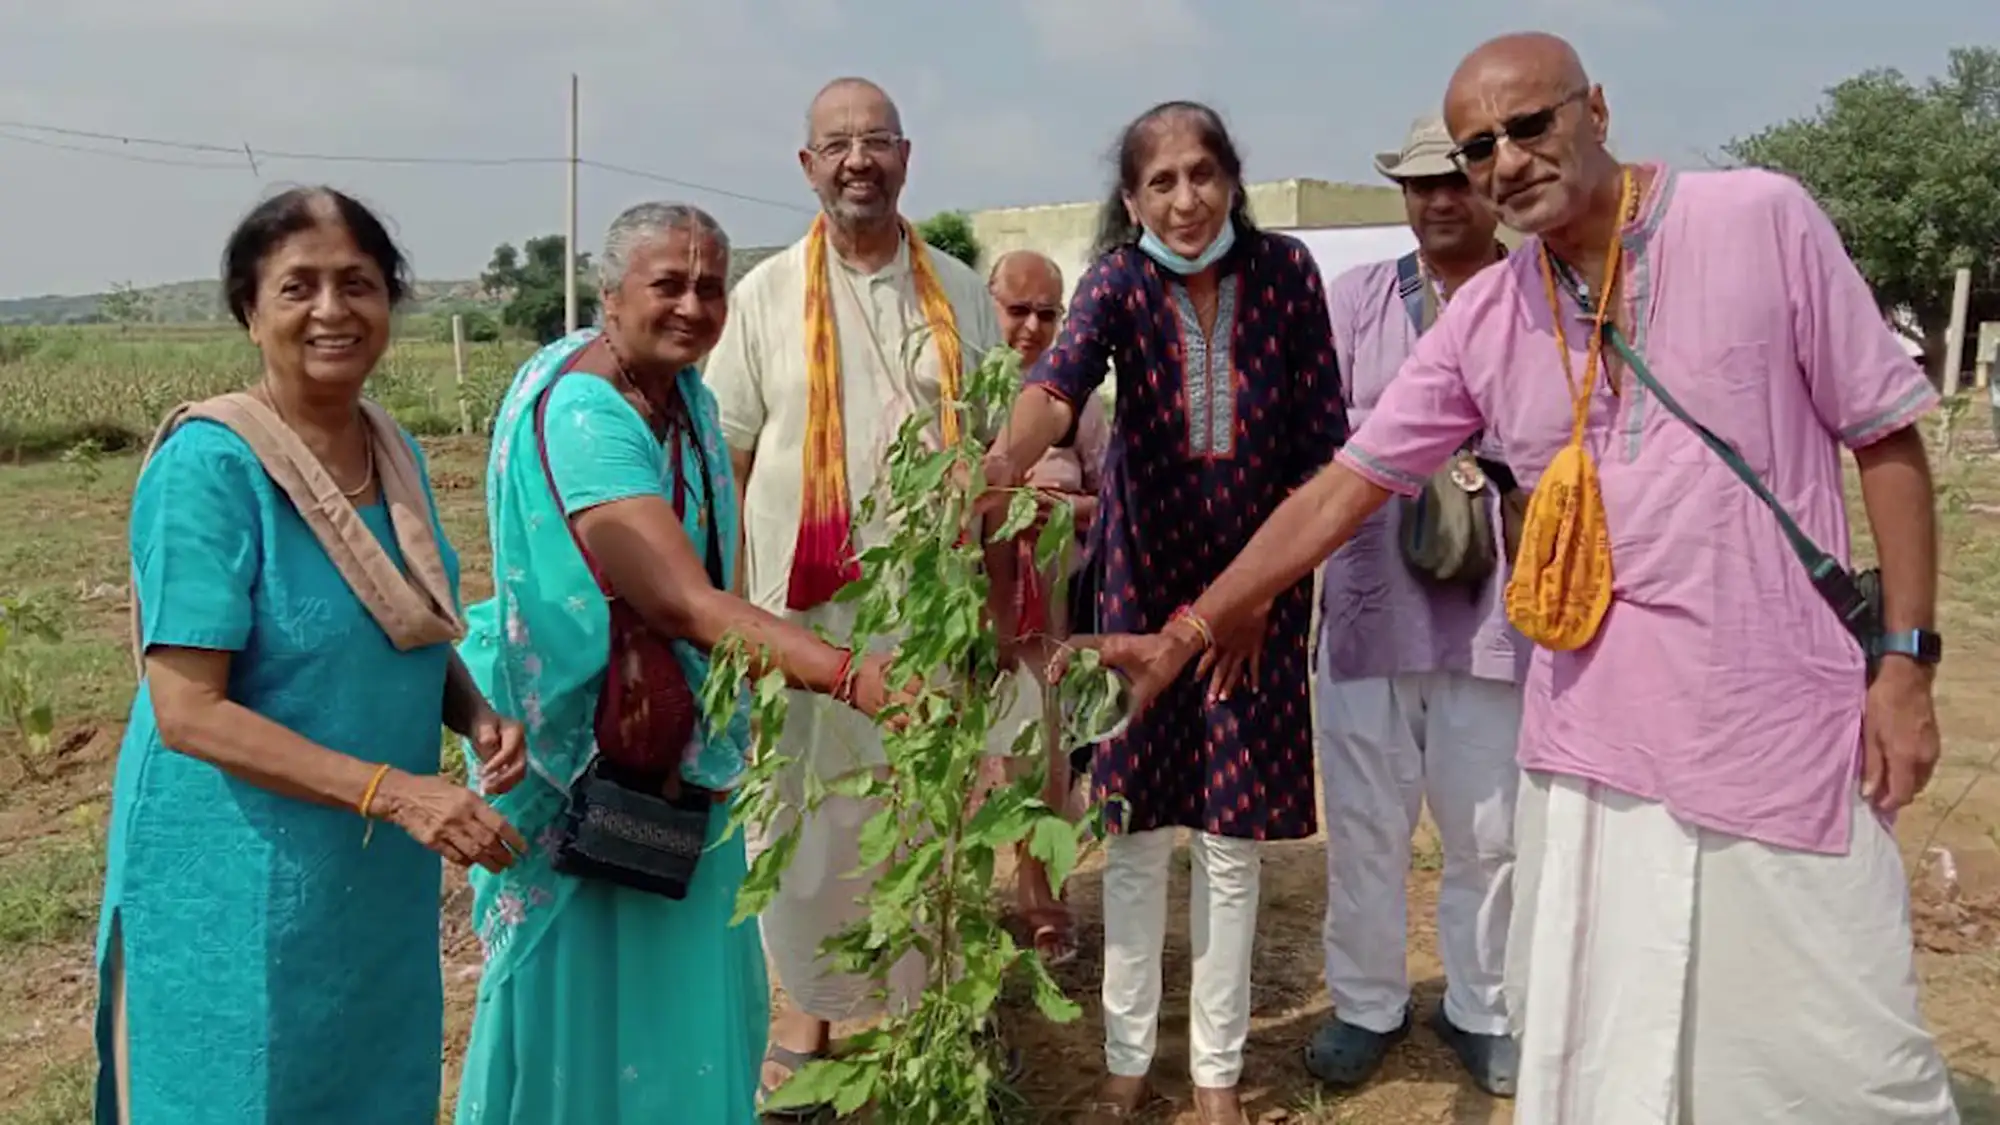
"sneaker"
1302,1012,1410,1089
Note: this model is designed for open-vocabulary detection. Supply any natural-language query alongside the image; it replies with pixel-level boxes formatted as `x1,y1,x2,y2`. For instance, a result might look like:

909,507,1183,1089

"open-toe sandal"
758,1043,833,1121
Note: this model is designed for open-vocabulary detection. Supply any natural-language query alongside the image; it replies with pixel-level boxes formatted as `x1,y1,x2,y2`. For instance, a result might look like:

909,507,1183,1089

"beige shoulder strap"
128,394,463,680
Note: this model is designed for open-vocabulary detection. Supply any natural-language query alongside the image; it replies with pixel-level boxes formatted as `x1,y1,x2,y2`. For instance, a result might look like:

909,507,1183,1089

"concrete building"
968,178,1410,298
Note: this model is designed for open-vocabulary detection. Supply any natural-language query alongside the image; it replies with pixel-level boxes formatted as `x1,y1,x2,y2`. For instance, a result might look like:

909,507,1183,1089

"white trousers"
1315,664,1521,1036
1102,828,1262,1087
1509,769,1960,1124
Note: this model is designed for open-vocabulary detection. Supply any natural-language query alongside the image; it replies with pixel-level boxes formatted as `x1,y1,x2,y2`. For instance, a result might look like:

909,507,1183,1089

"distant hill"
0,278,499,327
0,246,785,327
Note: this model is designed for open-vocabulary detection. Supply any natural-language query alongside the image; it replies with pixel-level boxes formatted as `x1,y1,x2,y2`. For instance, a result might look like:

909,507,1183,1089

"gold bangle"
357,763,392,819
1169,606,1215,650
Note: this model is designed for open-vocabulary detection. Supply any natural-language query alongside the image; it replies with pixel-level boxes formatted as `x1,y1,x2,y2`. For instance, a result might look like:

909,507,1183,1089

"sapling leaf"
993,488,1038,542
1026,813,1080,896
1033,498,1076,572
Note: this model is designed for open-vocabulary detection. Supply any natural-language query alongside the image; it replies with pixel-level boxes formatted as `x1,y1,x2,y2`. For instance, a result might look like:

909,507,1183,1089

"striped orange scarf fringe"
790,213,964,610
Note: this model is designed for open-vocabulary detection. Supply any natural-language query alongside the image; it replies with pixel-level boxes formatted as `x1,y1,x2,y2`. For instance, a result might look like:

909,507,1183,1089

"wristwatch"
1876,629,1943,665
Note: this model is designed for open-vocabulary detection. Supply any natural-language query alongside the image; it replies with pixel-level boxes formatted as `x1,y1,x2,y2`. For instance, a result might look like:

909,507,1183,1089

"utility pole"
1941,266,1971,397
564,73,580,336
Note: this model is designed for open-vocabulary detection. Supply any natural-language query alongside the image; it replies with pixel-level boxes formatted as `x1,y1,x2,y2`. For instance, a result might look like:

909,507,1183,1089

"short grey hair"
598,202,730,291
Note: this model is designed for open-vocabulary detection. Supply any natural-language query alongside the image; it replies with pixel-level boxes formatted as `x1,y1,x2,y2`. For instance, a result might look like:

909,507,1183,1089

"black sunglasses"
1002,302,1061,324
1450,90,1587,167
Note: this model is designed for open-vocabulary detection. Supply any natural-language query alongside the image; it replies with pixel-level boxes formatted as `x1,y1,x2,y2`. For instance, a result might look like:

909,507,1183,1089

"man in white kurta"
704,75,1002,1107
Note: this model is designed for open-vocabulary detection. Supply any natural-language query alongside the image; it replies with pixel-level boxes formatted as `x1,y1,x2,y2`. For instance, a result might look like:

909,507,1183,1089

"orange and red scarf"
790,213,965,610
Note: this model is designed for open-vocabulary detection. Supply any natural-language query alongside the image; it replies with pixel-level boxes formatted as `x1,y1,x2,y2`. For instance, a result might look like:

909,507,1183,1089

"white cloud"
1015,0,1204,65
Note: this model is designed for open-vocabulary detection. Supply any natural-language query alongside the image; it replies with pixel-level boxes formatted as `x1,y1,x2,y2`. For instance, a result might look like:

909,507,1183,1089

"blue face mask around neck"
1137,215,1237,275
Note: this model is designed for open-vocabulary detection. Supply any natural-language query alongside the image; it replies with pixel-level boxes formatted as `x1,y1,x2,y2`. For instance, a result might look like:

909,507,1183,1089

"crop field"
0,324,535,460
0,328,1996,1122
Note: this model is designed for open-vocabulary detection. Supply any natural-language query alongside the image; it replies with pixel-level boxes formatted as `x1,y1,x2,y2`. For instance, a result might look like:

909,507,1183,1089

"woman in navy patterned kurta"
1032,233,1341,841
984,101,1344,1122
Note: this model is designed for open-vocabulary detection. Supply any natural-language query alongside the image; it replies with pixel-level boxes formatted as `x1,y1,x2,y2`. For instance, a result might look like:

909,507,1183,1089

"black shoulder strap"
1606,325,1877,647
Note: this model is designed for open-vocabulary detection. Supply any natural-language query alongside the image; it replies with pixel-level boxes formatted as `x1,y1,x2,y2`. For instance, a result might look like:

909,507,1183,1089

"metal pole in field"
564,73,580,336
450,314,470,436
1941,267,1971,397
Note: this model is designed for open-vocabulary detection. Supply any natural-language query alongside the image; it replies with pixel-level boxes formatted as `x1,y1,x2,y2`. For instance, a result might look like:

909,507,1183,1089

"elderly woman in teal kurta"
452,202,906,1124
94,187,529,1125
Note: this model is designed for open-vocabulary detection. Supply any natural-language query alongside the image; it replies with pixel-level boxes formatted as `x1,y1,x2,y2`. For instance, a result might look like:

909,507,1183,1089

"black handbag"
550,758,717,900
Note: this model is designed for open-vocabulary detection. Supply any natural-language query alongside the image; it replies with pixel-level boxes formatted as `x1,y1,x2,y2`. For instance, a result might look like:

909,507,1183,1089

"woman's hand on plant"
466,708,527,795
374,770,527,872
1197,599,1271,701
1049,630,1202,719
973,448,1028,523
850,651,920,727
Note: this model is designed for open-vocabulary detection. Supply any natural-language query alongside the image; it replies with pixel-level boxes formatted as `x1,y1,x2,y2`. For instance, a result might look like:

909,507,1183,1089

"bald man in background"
984,250,1109,966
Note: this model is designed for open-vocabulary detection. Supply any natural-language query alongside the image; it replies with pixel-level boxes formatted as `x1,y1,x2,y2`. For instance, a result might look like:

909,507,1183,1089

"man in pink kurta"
1086,33,1959,1124
1338,160,1955,1125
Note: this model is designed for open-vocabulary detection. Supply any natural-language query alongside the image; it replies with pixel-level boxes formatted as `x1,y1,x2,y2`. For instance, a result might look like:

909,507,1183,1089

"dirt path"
3,436,1998,1124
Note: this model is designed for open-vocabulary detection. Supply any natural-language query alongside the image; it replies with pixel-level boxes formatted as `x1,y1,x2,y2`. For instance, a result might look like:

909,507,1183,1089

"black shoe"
1429,1006,1518,1098
1302,1012,1410,1089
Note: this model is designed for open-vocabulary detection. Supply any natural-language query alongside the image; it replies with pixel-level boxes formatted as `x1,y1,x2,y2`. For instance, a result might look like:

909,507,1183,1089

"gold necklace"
255,383,374,499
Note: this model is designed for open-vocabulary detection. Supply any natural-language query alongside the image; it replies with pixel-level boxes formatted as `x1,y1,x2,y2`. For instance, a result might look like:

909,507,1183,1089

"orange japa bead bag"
1502,170,1633,651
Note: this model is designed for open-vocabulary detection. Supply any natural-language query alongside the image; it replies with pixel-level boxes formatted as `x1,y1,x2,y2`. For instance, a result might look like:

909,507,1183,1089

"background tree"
1725,46,2000,379
99,281,150,331
916,211,981,269
482,235,597,344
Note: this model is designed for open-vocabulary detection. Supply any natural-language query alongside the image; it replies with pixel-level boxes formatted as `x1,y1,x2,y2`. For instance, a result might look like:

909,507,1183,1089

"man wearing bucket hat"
1302,113,1525,1098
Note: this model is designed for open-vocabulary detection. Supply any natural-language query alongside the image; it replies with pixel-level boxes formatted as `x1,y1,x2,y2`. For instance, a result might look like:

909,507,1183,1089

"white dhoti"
750,668,1040,1022
1508,769,1960,1124
1315,662,1522,1036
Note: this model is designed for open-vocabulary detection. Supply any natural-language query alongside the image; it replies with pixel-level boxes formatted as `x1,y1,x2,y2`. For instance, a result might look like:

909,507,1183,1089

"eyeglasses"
1001,302,1061,325
1450,90,1587,167
809,131,903,161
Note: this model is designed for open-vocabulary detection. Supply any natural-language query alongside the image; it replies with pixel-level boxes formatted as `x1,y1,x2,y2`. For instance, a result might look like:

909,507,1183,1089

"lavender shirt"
1338,166,1937,855
1318,258,1530,686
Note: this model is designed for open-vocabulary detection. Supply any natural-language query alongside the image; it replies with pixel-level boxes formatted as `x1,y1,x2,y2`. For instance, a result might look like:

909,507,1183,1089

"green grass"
0,830,105,950
0,1058,92,1125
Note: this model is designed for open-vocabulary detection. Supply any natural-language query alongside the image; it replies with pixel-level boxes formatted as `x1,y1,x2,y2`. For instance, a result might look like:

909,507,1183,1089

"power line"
580,159,810,212
0,126,240,169
0,118,814,214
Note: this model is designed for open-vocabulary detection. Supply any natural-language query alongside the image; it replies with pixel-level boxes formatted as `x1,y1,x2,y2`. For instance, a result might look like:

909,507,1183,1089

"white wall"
1272,224,1419,287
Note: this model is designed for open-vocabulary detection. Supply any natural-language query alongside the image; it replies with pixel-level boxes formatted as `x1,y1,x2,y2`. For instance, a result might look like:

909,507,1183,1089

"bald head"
805,77,902,143
988,250,1063,295
1440,31,1614,236
988,250,1064,369
1446,32,1589,119
800,76,908,231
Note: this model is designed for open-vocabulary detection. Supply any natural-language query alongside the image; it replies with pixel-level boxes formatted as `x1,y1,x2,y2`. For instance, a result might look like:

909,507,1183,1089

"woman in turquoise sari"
453,202,907,1124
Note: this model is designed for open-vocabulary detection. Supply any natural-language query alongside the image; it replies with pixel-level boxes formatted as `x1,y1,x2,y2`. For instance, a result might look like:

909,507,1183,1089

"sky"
1,0,1991,298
